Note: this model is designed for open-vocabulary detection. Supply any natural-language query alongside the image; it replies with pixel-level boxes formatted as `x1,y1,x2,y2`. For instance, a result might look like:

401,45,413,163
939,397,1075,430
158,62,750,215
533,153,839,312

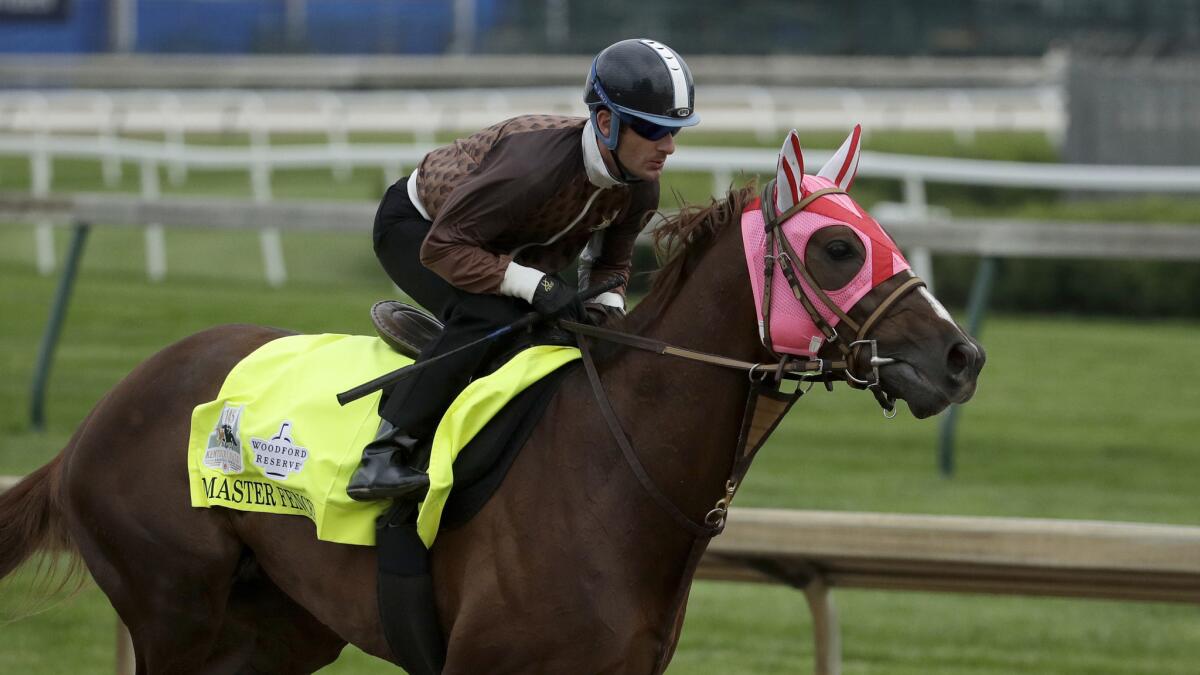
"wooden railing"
697,508,1200,675
5,474,1198,674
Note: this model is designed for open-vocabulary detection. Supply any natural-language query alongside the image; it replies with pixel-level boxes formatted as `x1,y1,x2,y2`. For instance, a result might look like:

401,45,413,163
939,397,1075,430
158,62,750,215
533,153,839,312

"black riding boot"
346,420,431,502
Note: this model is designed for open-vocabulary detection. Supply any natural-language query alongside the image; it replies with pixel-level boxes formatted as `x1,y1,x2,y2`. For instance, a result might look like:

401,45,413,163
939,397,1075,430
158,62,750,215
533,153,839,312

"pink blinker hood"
740,126,911,357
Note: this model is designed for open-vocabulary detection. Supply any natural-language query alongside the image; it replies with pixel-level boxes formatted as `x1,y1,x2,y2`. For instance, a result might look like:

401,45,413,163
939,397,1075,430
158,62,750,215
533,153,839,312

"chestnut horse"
0,143,982,673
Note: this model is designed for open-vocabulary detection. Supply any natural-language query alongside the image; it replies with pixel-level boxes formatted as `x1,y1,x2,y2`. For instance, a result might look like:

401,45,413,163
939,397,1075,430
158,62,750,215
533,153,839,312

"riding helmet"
584,38,700,150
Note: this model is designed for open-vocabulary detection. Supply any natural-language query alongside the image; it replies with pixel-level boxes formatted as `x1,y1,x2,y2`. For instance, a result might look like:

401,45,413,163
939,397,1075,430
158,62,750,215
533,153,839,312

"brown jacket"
414,114,659,298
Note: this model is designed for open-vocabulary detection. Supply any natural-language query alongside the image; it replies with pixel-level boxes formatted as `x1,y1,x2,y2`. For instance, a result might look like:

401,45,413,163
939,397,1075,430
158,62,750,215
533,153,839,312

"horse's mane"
626,182,759,331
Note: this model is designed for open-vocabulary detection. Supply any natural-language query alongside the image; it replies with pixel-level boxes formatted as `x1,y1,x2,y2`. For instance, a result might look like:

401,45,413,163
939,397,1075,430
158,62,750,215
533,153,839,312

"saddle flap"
371,301,444,359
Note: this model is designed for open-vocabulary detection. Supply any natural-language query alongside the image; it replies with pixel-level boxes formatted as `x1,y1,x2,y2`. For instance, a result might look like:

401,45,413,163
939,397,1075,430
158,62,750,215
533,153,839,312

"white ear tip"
816,124,863,191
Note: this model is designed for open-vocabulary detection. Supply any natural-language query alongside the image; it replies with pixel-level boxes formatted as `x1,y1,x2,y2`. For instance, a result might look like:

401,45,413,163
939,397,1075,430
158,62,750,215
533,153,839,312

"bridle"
560,180,928,530
755,180,926,412
560,183,928,674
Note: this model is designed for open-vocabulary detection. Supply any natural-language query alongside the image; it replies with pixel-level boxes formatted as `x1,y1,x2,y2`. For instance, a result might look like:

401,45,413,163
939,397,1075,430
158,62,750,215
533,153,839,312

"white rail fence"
5,191,1200,306
6,132,1200,288
0,86,1064,147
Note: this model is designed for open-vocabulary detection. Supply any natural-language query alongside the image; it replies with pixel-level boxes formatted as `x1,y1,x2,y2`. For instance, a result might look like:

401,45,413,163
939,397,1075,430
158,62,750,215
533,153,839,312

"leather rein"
561,180,926,539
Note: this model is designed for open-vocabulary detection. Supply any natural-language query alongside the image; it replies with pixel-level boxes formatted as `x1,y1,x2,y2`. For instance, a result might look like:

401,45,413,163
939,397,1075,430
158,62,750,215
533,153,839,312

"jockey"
347,38,700,501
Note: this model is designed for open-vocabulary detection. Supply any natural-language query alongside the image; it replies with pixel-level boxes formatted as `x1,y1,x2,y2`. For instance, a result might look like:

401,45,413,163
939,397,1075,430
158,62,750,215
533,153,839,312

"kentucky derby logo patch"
203,404,245,474
251,421,309,480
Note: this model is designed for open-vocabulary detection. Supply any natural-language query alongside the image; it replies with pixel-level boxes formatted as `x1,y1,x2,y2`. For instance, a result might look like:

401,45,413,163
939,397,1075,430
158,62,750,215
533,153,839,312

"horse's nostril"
946,342,978,380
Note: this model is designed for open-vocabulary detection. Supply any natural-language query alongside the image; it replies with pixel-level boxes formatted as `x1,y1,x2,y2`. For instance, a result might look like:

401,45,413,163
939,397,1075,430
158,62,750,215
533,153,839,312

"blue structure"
0,0,109,53
0,0,501,54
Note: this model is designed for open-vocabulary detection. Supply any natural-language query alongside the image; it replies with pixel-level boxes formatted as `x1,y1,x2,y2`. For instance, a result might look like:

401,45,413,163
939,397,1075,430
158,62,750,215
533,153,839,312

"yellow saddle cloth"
187,333,579,548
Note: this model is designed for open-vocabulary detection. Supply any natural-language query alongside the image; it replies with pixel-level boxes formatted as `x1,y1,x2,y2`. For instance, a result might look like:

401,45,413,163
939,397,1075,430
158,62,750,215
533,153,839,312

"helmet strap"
589,106,641,183
590,105,620,151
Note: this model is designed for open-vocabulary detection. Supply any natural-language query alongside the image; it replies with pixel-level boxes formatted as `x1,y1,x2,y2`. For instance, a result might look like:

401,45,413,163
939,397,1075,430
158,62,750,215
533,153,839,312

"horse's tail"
0,453,77,587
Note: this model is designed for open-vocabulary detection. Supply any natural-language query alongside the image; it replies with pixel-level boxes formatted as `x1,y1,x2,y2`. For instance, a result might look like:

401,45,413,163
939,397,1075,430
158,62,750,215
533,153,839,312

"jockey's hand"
531,274,586,322
584,302,624,326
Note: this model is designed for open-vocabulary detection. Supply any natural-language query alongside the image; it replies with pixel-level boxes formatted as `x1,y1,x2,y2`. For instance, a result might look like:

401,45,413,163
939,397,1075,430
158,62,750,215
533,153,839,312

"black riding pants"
371,178,528,439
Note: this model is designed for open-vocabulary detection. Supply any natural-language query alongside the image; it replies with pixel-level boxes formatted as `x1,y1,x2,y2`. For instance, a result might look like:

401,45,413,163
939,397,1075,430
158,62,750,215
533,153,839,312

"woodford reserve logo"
250,421,309,480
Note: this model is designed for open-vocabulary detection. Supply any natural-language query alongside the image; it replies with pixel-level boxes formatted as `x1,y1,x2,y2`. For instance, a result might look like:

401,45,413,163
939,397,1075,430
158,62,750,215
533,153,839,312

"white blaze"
918,286,958,328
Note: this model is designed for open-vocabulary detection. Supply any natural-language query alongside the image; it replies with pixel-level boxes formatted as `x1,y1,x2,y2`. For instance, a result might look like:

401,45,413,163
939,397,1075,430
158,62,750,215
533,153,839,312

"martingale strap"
577,335,723,539
576,333,806,541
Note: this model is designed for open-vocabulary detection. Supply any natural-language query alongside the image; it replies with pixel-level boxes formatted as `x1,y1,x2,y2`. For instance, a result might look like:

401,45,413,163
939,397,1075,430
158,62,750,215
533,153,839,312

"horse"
0,129,983,674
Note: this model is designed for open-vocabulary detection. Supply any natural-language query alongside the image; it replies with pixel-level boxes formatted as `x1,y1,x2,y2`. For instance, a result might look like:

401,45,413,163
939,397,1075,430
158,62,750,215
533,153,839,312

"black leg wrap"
376,504,446,675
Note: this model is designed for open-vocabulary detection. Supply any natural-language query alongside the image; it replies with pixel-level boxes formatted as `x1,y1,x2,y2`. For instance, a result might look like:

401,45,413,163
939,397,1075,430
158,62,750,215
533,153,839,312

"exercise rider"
347,38,700,502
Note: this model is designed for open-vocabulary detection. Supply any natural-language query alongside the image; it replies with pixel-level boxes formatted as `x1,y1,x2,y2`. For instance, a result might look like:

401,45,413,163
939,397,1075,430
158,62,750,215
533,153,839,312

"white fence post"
259,228,287,288
748,87,777,144
140,159,167,283
902,173,934,291
949,91,976,146
93,92,123,188
33,222,56,277
160,93,188,186
253,169,287,287
322,93,351,182
803,573,842,675
245,105,287,288
29,97,56,275
408,93,437,145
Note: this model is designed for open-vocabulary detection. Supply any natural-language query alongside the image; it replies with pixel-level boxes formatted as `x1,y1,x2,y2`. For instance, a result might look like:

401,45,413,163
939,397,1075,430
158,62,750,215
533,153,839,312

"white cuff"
592,292,625,312
500,262,544,303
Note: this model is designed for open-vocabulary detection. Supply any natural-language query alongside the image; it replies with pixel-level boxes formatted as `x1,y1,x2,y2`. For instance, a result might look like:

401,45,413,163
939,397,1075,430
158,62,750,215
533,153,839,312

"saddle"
371,300,443,359
367,299,575,675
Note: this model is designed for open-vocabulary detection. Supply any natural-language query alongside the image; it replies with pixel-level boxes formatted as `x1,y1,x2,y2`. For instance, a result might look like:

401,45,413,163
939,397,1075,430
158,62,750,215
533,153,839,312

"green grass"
2,131,1199,672
1,222,1199,674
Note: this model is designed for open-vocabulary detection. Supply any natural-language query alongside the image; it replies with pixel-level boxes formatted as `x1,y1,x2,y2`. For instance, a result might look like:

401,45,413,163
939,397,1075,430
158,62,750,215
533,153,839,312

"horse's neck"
604,225,762,523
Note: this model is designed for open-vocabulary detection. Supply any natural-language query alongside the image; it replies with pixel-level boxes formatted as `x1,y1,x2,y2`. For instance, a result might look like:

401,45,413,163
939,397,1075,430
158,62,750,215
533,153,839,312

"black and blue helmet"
584,38,700,150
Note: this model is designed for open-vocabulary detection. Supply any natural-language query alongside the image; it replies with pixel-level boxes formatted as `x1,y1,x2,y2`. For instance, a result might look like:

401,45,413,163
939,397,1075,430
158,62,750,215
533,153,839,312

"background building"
4,0,1200,56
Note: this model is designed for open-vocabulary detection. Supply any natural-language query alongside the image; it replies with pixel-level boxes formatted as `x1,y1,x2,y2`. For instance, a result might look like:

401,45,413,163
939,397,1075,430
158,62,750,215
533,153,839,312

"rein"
561,181,927,539
563,320,852,383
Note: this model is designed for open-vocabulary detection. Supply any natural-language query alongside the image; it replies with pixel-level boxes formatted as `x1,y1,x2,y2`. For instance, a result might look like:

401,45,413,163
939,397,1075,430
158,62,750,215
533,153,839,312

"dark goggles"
619,112,681,141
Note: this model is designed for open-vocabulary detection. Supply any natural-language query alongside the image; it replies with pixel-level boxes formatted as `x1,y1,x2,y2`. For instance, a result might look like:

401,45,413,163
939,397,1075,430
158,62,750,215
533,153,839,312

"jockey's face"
596,108,677,182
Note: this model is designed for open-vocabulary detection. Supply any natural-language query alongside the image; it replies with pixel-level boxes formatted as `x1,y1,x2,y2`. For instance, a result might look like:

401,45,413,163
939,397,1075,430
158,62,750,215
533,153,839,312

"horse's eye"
827,240,855,260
